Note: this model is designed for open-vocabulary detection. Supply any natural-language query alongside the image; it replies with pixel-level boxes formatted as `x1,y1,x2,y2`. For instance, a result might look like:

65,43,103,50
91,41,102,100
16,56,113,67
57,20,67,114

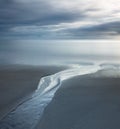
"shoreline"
36,70,120,129
0,65,67,120
1,65,120,129
0,65,100,129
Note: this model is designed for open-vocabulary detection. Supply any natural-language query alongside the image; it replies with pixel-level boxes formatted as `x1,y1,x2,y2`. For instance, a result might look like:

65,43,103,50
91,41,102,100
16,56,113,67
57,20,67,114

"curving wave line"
0,65,101,129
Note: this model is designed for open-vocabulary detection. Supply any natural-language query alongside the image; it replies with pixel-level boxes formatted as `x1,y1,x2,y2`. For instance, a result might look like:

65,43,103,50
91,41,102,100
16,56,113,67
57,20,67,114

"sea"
0,40,120,66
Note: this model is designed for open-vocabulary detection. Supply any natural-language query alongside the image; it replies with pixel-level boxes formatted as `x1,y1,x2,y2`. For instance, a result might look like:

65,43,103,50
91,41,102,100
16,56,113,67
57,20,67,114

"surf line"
0,65,101,129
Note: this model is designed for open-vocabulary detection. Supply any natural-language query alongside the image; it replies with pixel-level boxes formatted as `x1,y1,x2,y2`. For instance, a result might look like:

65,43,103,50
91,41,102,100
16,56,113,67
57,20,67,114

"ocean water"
1,63,120,129
0,64,101,129
0,40,120,128
0,40,120,65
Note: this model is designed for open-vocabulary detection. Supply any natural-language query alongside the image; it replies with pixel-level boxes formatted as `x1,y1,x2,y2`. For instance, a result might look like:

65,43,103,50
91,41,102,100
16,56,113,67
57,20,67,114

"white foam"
36,65,101,96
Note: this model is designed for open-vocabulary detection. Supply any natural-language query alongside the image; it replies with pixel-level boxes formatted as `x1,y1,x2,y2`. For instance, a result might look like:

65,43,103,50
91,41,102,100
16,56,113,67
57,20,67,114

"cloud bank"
0,0,120,39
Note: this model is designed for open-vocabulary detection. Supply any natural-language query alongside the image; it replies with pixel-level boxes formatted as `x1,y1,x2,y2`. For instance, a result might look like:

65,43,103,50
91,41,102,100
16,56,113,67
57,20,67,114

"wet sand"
36,71,120,129
0,65,66,120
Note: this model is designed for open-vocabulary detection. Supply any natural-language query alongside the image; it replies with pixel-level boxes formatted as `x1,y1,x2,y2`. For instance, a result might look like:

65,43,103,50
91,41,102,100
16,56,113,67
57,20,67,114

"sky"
0,0,120,39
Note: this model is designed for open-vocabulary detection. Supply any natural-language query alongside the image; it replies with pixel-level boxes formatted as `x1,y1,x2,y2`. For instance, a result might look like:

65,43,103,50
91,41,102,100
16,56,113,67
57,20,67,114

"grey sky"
0,0,120,39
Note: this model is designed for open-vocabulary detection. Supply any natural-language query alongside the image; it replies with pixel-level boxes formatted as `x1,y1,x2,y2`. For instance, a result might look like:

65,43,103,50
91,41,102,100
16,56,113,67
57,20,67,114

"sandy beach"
36,70,120,129
0,65,66,120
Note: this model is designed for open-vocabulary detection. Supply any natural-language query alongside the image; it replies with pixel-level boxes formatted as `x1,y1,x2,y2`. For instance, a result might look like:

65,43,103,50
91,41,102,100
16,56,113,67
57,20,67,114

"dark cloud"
0,0,85,39
61,21,120,39
0,0,120,39
80,21,120,33
0,0,83,25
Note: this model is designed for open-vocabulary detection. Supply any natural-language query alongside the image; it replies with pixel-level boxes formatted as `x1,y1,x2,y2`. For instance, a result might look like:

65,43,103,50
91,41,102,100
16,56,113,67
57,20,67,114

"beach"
36,69,120,129
1,65,120,129
0,65,66,120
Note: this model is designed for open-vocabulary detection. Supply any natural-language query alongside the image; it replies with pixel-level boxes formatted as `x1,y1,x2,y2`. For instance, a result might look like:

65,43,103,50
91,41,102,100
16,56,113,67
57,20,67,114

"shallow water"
0,64,101,129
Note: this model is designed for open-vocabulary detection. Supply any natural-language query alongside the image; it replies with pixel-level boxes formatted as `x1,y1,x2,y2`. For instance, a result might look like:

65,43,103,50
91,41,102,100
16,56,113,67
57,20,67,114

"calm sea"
0,40,120,65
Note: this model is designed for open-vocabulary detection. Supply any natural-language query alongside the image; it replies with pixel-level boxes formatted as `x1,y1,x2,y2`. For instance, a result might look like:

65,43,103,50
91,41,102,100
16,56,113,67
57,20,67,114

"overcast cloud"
0,0,120,39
